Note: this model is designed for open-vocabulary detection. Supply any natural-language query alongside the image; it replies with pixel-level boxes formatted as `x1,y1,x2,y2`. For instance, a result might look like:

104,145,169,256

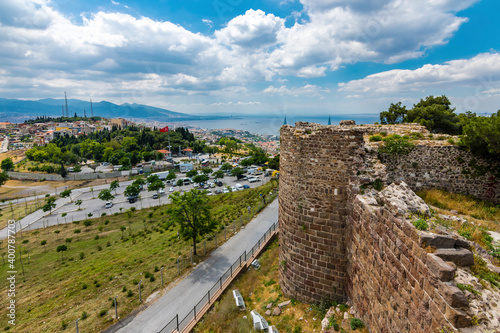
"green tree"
42,196,57,215
59,163,67,178
72,164,82,173
268,155,280,170
56,244,68,261
0,171,9,188
192,174,209,184
98,189,115,203
176,179,184,189
404,95,461,134
201,168,213,175
148,179,165,195
75,199,83,210
212,170,225,180
124,184,140,198
167,189,216,255
379,102,407,125
1,158,14,171
230,167,244,179
186,170,198,178
166,170,177,182
109,180,120,195
459,111,500,161
220,163,233,173
60,189,72,202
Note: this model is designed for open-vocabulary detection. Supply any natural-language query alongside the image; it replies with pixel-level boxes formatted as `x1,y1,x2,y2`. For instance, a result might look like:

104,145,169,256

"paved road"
113,199,279,333
0,171,270,240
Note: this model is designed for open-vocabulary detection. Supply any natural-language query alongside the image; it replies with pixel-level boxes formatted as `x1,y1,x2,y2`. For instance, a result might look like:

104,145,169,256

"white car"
222,188,230,194
169,187,174,192
230,186,237,192
248,176,260,183
159,188,165,195
105,202,113,208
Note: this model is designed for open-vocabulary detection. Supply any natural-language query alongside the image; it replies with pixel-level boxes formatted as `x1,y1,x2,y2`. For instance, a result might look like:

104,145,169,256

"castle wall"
278,122,364,303
346,191,469,332
382,145,499,203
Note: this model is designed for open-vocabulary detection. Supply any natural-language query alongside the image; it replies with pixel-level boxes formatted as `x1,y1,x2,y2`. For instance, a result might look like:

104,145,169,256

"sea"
173,114,379,136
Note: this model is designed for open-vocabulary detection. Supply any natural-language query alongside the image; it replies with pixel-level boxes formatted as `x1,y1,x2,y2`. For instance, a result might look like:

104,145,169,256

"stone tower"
278,122,364,303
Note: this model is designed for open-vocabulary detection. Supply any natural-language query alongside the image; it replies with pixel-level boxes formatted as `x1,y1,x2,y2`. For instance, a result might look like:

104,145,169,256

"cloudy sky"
1,0,499,116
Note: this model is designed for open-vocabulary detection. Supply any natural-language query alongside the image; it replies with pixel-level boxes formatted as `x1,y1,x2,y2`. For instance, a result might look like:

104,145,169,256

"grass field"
417,189,500,250
0,180,278,333
195,238,369,333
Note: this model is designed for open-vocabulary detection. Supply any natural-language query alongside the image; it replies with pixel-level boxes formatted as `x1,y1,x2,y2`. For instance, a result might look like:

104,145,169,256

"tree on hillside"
60,189,72,202
56,244,67,261
268,155,280,170
0,171,9,188
75,199,83,210
1,158,14,171
167,189,216,255
405,95,461,134
380,102,407,125
109,180,120,195
42,196,57,215
98,189,115,203
459,111,500,161
380,96,461,134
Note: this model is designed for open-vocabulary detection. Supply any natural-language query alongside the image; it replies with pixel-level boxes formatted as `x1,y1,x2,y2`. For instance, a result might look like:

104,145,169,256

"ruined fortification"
278,122,499,332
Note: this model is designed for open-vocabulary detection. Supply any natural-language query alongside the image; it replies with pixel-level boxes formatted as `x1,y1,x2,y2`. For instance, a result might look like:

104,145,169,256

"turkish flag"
160,126,169,132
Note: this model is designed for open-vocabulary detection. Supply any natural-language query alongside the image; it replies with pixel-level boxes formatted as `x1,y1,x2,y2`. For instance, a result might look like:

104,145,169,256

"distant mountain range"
0,98,219,123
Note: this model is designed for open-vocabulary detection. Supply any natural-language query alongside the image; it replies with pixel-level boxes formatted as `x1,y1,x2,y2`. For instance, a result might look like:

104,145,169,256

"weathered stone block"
438,282,469,308
427,254,456,282
435,248,474,267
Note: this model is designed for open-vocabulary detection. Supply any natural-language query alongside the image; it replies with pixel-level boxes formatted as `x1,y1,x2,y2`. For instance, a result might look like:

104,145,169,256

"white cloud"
338,52,500,94
202,19,213,28
263,84,330,97
0,0,485,108
215,9,285,50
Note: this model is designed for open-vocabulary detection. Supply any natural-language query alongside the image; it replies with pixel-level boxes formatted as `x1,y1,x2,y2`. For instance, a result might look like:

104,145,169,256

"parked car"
169,187,174,192
152,193,159,199
235,183,244,191
243,184,250,189
248,176,260,183
105,202,113,208
214,189,223,194
230,186,237,192
159,188,165,195
222,188,230,194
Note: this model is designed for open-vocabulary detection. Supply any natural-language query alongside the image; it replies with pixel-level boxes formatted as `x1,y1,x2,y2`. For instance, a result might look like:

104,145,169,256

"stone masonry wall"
278,122,364,304
346,189,470,332
382,145,500,203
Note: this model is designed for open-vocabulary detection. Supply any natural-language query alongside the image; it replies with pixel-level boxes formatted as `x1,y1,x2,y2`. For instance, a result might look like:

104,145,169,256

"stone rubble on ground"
377,181,431,218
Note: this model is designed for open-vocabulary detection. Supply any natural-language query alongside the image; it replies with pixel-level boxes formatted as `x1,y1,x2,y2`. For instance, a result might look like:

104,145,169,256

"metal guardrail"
158,221,278,333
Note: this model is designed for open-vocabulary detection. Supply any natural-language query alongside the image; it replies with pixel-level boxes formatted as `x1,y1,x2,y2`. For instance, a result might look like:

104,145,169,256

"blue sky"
0,0,499,117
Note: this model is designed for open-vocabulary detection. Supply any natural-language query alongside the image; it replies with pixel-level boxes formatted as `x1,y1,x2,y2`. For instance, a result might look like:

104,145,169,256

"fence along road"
113,198,279,333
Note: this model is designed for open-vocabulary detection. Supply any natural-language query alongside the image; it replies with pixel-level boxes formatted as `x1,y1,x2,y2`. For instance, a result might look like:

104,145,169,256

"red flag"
160,126,169,132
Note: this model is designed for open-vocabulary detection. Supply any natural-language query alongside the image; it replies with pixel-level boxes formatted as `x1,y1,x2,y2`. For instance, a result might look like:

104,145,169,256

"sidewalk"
112,199,279,333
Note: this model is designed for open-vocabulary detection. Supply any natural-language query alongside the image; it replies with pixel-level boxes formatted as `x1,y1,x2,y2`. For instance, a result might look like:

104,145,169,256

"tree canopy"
459,110,500,161
379,95,461,134
167,189,216,255
1,158,14,171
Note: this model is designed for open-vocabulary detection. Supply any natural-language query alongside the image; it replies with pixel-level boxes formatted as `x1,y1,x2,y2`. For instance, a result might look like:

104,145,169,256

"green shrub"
369,135,382,142
372,179,384,191
413,219,429,231
80,311,88,320
99,309,107,317
378,135,415,156
350,318,365,330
